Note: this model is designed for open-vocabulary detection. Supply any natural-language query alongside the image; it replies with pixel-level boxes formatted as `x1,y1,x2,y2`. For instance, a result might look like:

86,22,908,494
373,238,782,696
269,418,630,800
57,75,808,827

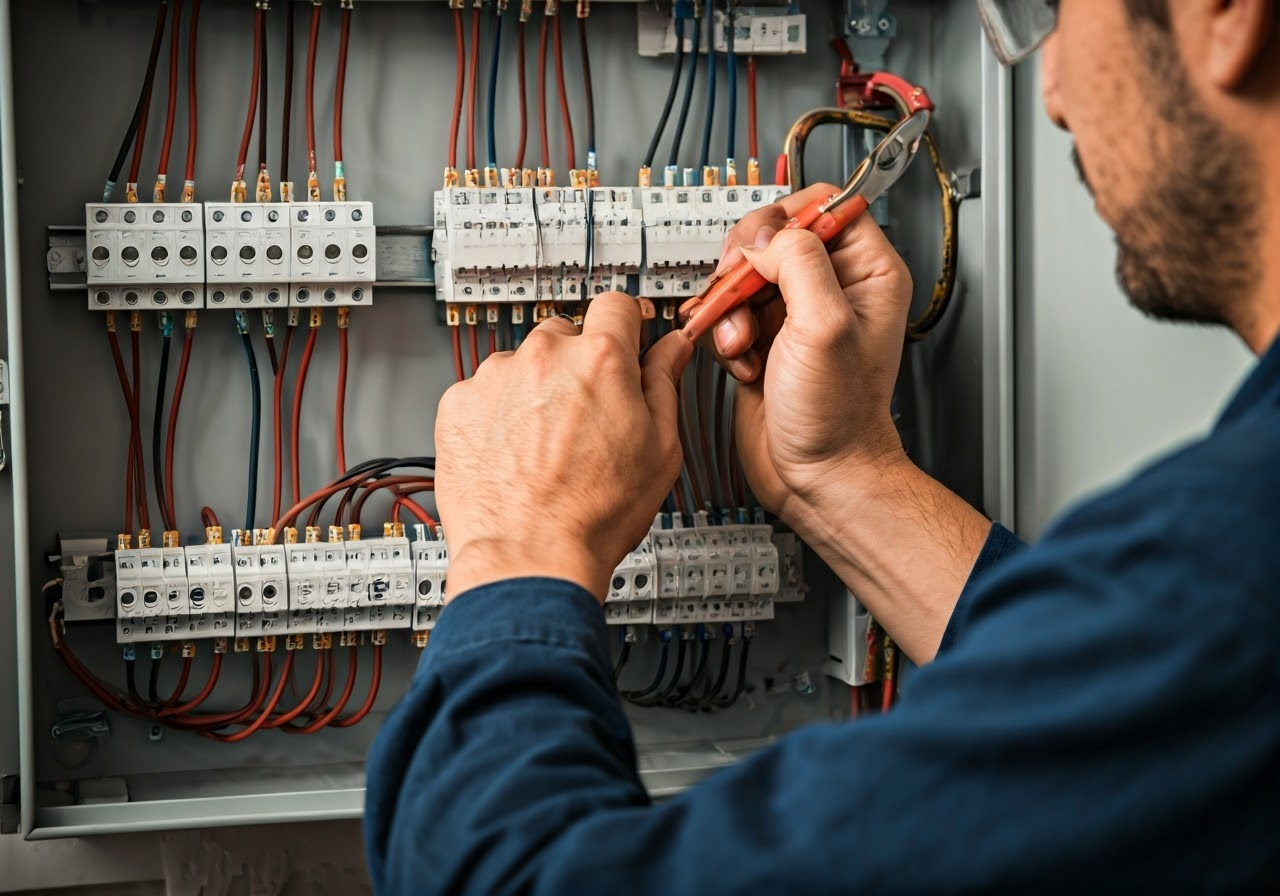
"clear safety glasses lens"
978,0,1058,65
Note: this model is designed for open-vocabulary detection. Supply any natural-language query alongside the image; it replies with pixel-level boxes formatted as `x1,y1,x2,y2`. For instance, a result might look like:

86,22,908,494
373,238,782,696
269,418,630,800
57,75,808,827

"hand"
435,294,694,602
706,183,915,526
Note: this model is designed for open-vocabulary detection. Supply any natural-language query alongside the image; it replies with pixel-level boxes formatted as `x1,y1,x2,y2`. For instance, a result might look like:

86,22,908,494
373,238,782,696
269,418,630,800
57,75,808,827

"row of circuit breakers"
83,185,790,312
434,184,792,308
84,200,376,310
59,520,807,644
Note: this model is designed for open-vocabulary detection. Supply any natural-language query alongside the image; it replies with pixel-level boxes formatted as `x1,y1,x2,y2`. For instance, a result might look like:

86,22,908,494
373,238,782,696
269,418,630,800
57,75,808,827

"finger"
527,314,579,341
714,182,840,276
711,306,758,359
722,347,763,384
739,228,849,336
826,213,910,292
581,291,642,350
640,331,695,426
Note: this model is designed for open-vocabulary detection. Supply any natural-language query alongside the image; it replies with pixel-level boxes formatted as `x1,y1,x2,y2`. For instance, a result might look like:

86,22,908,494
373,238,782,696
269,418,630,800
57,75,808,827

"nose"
1040,33,1069,131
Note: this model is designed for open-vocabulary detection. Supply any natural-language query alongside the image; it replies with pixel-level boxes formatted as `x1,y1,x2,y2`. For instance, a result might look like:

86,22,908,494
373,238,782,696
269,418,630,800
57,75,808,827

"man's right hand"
708,183,915,526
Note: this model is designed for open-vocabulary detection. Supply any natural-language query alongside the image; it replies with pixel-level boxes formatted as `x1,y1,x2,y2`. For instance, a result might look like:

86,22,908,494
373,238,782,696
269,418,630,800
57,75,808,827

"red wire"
291,326,320,507
171,652,265,728
466,6,481,171
552,13,575,171
468,324,480,376
774,153,788,187
747,55,759,160
449,8,465,171
164,324,194,529
157,0,183,180
272,324,295,523
331,644,382,728
128,2,169,187
336,326,349,475
257,1,269,171
451,326,466,383
537,16,550,169
305,2,321,180
281,0,294,182
515,19,528,171
235,7,265,180
263,649,325,729
204,652,292,743
200,506,220,531
334,5,351,167
184,0,201,184
488,326,497,359
395,496,436,528
159,652,222,716
348,476,434,529
107,329,137,533
283,646,357,734
164,657,193,706
129,329,150,532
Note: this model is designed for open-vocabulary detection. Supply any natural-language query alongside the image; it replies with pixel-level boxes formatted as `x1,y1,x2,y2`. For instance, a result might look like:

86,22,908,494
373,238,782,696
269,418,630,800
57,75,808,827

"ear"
1206,0,1275,89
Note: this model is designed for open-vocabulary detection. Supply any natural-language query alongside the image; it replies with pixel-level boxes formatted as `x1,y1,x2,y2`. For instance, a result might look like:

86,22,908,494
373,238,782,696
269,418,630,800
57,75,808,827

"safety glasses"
978,0,1059,65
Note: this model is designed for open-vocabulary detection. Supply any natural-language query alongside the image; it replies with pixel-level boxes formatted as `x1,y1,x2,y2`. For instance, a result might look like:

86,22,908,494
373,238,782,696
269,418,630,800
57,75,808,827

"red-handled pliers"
679,108,931,343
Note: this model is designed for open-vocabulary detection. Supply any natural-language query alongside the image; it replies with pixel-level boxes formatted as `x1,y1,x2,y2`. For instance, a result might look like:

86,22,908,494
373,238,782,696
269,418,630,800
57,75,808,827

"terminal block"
204,202,292,309
73,523,802,643
85,202,205,311
288,201,377,307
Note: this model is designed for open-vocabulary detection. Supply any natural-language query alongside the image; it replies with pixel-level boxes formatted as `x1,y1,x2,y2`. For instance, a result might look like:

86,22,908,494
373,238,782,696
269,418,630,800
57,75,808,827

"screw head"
212,210,225,223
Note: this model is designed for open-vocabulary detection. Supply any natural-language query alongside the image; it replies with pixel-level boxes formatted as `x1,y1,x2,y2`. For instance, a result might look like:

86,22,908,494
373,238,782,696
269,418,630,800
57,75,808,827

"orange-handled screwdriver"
679,109,931,343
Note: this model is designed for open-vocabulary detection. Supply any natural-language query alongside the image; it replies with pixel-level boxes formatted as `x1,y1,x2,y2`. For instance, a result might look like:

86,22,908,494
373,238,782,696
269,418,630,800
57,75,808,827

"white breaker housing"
433,185,788,306
85,202,206,310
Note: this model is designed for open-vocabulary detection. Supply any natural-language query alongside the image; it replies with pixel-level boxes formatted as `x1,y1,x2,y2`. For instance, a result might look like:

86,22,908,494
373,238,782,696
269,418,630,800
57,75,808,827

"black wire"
669,634,709,706
698,4,716,172
614,639,632,682
313,459,439,526
578,12,595,165
694,636,734,711
148,655,162,706
125,658,145,708
153,331,172,532
105,1,168,198
281,0,295,182
633,637,687,707
715,634,752,708
668,14,701,169
644,17,684,169
725,4,737,164
625,641,670,701
241,330,262,531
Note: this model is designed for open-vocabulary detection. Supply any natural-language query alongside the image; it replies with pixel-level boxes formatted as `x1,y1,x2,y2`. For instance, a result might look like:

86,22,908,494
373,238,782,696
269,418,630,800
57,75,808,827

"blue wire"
486,4,503,170
240,328,262,531
726,7,737,165
698,5,717,172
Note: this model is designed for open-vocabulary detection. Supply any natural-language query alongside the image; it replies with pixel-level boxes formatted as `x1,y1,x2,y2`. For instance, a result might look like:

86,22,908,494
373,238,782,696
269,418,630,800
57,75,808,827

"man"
366,0,1280,890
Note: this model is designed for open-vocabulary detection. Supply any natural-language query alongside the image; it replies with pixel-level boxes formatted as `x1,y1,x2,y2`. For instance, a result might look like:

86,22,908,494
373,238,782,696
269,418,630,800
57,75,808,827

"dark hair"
1124,0,1170,28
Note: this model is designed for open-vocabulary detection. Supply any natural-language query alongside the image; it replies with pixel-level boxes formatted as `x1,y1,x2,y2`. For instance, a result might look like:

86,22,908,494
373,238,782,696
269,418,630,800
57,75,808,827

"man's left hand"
435,293,694,602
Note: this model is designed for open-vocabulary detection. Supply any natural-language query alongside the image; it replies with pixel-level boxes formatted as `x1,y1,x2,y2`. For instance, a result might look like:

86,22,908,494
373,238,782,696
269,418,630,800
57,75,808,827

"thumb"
741,228,850,338
640,331,694,424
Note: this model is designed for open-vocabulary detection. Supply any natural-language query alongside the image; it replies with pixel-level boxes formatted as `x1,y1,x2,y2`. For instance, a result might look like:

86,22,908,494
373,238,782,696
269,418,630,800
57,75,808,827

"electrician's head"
987,0,1280,348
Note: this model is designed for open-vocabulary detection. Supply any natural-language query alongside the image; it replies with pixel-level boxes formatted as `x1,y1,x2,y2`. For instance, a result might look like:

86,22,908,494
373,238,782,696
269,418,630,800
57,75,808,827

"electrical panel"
1,0,1006,842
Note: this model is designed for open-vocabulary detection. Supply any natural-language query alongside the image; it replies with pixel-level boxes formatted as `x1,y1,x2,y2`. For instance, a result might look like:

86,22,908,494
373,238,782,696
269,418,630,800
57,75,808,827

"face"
1042,0,1262,327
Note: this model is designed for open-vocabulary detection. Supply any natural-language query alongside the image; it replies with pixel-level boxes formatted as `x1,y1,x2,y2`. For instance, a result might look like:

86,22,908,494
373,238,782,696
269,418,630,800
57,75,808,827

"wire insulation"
305,2,321,185
281,0,295,182
241,329,262,531
669,14,701,168
184,0,201,185
449,8,466,171
258,1,269,171
271,323,295,523
746,55,758,159
698,8,716,172
333,4,352,168
107,1,167,197
537,16,550,170
467,6,481,171
156,0,183,182
236,7,265,180
643,17,684,170
514,19,528,170
291,326,319,506
336,325,349,476
552,13,575,171
152,331,172,532
164,323,194,530
577,12,595,167
486,5,503,169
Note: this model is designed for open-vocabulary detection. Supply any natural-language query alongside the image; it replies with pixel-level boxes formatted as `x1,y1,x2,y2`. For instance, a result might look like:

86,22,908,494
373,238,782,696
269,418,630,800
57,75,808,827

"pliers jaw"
821,108,931,214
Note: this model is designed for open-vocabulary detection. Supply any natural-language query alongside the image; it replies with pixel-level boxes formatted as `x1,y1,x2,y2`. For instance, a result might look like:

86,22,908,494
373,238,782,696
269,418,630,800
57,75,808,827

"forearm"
784,452,993,664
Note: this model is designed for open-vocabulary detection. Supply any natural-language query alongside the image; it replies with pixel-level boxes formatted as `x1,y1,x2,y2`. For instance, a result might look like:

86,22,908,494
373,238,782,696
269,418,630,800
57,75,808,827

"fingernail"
754,225,777,251
726,356,756,383
713,316,740,353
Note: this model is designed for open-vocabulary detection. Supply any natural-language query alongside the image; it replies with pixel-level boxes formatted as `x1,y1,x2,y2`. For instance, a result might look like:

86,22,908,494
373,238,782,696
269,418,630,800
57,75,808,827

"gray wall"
1013,61,1252,537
